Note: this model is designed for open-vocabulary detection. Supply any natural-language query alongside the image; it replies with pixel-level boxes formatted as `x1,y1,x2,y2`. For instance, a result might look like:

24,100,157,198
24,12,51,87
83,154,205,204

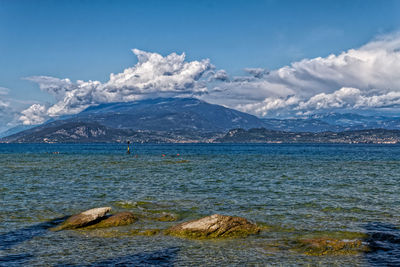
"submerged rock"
156,213,179,222
53,207,112,230
294,237,368,256
165,214,260,239
130,229,161,236
87,212,138,228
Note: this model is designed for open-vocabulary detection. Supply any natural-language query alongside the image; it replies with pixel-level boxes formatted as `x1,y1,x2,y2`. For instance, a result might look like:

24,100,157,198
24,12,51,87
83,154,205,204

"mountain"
0,125,35,138
1,98,264,143
262,113,400,132
310,113,400,130
261,118,345,132
216,128,400,144
1,121,219,143
3,98,400,143
63,98,266,132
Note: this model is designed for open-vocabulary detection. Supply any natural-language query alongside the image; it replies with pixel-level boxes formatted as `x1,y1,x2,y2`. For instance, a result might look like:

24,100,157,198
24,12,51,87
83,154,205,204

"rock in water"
165,214,260,238
54,207,112,230
156,213,179,222
87,212,137,228
294,238,368,256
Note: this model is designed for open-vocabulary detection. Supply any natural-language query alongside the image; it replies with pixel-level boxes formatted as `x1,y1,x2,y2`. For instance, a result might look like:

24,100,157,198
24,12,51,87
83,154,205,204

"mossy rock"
83,228,161,238
129,229,161,236
155,213,179,222
140,229,161,236
52,207,112,231
85,212,138,229
308,230,368,240
294,237,369,256
165,214,260,239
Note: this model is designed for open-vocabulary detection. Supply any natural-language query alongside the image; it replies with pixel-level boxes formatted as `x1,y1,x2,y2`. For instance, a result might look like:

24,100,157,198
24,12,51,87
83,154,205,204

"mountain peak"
25,97,266,134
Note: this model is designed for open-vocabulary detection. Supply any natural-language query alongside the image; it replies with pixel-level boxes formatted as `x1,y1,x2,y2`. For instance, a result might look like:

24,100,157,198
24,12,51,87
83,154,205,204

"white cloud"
237,95,300,117
18,33,400,124
244,68,269,78
297,87,364,110
296,88,400,115
208,70,229,82
23,76,76,101
19,104,48,125
358,91,400,108
267,33,400,96
209,33,400,116
20,49,213,124
105,49,211,95
236,87,400,117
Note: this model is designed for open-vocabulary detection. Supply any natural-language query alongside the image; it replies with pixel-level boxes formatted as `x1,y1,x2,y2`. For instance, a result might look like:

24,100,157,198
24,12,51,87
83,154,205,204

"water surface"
1,144,400,266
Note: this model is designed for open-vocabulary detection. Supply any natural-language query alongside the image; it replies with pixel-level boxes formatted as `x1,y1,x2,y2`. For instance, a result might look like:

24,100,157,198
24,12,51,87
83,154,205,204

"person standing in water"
127,141,131,154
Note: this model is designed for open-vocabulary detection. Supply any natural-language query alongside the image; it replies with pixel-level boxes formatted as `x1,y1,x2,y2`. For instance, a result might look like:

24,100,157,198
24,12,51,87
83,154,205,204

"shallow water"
1,143,400,266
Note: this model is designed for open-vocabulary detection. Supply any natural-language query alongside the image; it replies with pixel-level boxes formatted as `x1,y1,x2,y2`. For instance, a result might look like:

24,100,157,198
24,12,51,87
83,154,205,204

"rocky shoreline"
52,207,260,239
48,206,369,256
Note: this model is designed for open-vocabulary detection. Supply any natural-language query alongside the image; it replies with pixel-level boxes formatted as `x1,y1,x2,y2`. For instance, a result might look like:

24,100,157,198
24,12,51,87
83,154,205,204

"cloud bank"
21,49,212,124
19,33,400,125
238,88,400,117
211,33,400,116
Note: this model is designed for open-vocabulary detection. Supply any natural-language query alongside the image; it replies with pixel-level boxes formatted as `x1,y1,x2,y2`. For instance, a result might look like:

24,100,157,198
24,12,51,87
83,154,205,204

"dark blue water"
1,143,399,266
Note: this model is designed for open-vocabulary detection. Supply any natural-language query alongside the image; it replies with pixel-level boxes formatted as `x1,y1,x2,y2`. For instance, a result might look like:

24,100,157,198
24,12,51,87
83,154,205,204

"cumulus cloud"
359,91,400,108
296,88,400,115
206,33,400,116
20,49,212,124
237,96,300,117
18,33,400,124
19,104,48,125
105,49,211,95
23,76,76,101
297,87,364,111
208,70,229,82
237,87,400,117
244,68,269,78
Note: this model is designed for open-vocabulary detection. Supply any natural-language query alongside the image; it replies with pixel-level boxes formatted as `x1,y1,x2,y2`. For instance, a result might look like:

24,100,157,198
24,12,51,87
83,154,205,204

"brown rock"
295,237,368,256
53,207,111,230
165,214,260,239
156,213,179,222
88,212,137,228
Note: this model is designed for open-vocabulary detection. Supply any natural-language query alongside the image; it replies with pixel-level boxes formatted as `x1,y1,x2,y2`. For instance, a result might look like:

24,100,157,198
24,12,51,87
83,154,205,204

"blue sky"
1,0,400,129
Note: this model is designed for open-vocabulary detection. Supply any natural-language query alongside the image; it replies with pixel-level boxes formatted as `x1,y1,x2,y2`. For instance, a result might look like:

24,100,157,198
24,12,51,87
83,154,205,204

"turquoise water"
1,143,400,266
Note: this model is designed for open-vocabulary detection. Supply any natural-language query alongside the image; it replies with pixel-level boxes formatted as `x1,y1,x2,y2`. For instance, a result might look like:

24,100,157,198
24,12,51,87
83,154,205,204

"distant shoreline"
1,141,399,145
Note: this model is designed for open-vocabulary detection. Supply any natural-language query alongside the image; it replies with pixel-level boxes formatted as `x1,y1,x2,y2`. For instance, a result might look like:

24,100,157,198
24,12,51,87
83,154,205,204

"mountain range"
1,98,263,143
262,113,400,132
1,97,400,143
216,128,400,144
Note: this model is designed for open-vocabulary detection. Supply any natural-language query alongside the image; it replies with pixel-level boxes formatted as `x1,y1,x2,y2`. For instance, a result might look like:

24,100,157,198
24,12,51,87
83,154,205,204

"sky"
1,0,400,131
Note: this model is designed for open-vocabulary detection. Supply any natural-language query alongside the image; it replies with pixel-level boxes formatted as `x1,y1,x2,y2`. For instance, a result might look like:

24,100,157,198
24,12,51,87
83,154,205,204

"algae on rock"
53,207,112,230
293,237,369,256
155,213,179,222
165,214,260,239
85,212,138,229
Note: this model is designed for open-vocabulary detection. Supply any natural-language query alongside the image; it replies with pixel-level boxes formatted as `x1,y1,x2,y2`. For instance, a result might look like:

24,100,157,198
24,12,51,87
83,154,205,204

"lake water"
1,143,400,266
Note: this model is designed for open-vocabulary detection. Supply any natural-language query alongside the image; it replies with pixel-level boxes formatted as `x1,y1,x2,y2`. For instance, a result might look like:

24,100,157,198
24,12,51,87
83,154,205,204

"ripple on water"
0,143,400,265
